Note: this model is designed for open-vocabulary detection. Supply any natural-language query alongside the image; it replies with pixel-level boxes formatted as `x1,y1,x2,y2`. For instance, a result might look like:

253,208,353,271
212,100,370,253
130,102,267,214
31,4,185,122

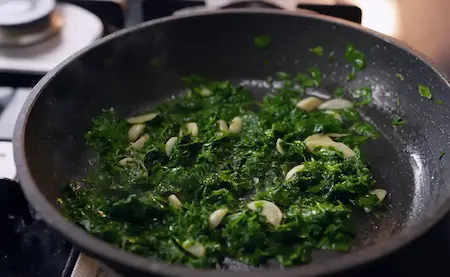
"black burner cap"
0,0,55,27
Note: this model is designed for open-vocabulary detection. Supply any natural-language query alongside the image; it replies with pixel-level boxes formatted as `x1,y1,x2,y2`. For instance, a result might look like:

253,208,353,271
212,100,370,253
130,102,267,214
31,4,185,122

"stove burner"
0,3,103,74
0,10,63,47
0,0,56,26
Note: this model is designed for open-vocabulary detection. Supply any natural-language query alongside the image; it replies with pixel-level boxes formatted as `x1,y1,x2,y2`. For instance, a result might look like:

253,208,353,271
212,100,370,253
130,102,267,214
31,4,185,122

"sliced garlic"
325,133,350,138
304,134,334,144
296,96,323,112
328,142,356,158
370,189,387,202
276,138,285,154
126,112,159,124
199,87,212,97
247,200,283,226
318,99,353,110
186,122,199,137
305,134,355,158
208,208,228,229
128,124,146,141
229,116,242,134
285,164,305,181
324,110,343,122
165,137,178,156
119,157,133,166
182,242,205,257
168,194,182,208
131,134,149,149
218,119,229,132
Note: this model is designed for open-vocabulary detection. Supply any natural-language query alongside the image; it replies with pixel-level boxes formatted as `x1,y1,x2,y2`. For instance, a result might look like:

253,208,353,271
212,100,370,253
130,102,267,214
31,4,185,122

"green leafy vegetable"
309,46,324,56
254,35,271,48
347,67,356,81
335,86,344,97
345,44,366,70
351,86,373,106
392,116,406,126
277,71,291,81
436,99,444,105
440,151,445,160
418,84,432,99
395,73,404,81
84,108,129,157
295,67,322,88
60,71,384,268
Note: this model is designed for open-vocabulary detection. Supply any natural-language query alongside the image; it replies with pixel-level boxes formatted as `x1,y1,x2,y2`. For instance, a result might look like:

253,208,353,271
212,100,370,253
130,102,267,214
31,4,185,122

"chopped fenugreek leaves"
395,73,404,81
418,84,432,99
60,72,384,269
309,46,324,56
392,116,406,126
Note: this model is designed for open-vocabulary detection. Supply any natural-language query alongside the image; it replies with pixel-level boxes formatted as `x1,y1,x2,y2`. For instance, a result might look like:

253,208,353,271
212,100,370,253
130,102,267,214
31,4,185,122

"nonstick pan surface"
13,9,450,277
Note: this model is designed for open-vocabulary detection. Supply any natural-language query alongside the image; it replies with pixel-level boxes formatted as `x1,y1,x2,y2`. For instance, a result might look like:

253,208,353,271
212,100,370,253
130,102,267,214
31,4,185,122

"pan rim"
13,8,450,277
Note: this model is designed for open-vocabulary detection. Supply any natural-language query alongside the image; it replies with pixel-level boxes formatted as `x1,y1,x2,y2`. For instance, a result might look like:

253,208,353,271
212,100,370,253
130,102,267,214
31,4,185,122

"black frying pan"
12,9,450,277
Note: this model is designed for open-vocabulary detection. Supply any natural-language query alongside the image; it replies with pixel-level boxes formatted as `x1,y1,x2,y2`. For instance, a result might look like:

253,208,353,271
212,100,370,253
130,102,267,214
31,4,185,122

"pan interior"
19,11,450,271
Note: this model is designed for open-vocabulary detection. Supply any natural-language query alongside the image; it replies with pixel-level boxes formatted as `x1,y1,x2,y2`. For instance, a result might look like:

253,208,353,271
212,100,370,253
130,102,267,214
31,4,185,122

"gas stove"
2,1,450,277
